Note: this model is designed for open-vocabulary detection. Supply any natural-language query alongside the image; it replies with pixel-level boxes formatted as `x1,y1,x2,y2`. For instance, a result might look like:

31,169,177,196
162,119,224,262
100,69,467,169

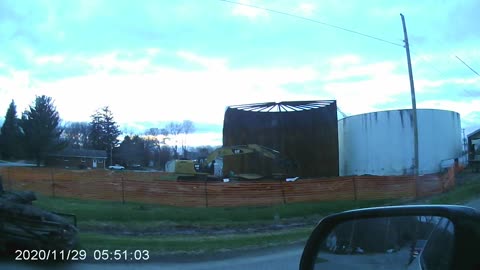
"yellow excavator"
165,144,290,180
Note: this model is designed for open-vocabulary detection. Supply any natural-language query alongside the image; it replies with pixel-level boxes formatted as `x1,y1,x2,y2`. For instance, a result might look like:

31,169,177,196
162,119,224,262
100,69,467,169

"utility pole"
401,14,419,176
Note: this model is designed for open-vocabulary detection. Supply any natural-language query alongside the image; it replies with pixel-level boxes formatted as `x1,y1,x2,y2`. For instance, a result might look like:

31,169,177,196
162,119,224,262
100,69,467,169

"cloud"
176,51,227,70
180,132,223,147
0,50,322,127
329,54,362,68
0,70,38,113
231,0,268,19
324,60,397,81
3,49,477,133
317,55,406,114
297,3,316,16
417,99,480,119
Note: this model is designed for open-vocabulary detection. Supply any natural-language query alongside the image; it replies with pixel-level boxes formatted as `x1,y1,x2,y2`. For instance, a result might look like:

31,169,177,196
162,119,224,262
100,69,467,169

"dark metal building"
222,100,339,178
467,128,480,172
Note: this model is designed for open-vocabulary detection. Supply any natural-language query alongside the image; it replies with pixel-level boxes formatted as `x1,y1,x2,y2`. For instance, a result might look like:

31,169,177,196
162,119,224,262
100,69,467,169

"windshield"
0,0,477,269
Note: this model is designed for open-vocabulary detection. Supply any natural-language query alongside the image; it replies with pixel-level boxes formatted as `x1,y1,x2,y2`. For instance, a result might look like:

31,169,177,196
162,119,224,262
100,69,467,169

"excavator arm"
203,144,281,165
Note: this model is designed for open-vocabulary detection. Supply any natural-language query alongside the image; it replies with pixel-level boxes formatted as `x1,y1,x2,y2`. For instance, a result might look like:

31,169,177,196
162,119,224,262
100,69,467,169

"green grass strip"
426,180,480,205
34,195,393,224
77,228,312,255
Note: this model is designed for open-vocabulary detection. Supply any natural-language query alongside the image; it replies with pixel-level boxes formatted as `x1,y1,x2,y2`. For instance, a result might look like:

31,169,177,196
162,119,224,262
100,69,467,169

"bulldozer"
165,144,294,180
0,178,78,254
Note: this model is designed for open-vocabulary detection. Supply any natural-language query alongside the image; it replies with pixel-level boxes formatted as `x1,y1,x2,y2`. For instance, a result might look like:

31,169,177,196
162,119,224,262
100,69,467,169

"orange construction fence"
0,166,456,207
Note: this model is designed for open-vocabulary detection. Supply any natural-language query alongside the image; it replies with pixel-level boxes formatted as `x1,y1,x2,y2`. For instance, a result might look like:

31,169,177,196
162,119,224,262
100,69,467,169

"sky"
0,0,479,146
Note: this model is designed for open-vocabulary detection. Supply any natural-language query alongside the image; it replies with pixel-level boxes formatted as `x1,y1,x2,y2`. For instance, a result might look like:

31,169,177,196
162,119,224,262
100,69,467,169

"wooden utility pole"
401,14,419,176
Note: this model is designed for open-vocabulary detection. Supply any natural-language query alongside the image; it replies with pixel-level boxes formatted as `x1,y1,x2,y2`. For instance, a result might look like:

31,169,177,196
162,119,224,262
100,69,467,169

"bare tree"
145,127,161,137
63,122,91,149
181,120,195,158
165,122,183,159
160,128,169,144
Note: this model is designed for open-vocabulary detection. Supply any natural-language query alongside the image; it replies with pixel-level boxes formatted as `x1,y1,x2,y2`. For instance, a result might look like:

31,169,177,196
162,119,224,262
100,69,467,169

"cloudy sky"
0,0,479,146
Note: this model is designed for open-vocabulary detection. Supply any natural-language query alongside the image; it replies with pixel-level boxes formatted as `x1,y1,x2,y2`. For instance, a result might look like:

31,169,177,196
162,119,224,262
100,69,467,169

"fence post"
204,179,209,208
121,176,125,204
280,179,287,204
6,168,9,191
51,168,56,197
414,175,419,199
7,167,12,191
353,177,357,201
441,171,445,193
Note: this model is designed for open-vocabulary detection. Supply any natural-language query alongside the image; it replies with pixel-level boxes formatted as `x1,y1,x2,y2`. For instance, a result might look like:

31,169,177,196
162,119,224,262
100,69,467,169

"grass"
30,171,480,256
34,195,394,225
33,195,394,255
424,179,480,205
77,227,312,256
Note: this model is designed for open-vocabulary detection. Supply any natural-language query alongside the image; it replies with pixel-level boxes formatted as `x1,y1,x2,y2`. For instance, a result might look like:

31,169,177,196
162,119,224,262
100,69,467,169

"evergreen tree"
88,106,121,165
19,95,66,166
0,100,22,159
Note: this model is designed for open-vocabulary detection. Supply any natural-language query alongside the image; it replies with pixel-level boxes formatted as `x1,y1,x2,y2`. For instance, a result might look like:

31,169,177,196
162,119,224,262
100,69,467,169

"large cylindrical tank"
339,109,462,176
223,100,339,177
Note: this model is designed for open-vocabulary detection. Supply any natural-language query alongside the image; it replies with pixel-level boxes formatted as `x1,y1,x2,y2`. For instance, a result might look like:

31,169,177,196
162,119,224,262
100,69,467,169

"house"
467,128,480,172
468,128,480,162
46,148,107,169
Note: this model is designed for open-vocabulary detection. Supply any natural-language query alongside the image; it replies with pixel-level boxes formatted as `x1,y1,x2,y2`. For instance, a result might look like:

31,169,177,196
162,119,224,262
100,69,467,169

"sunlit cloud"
297,3,316,16
231,0,268,19
34,55,65,65
176,51,228,70
2,49,479,140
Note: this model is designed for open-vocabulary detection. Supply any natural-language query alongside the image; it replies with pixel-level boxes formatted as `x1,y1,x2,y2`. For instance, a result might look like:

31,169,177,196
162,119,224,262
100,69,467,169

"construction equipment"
165,144,292,180
0,183,78,253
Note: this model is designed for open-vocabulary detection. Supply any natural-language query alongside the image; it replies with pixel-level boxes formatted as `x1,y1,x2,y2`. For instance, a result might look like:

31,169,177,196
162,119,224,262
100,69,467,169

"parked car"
108,164,125,170
127,164,143,170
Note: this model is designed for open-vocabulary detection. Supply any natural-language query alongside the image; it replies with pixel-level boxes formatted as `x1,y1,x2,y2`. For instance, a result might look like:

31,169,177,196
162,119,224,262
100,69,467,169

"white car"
108,164,125,170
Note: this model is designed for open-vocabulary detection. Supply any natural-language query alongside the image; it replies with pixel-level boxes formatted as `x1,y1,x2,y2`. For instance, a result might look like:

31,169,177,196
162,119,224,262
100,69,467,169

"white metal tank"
339,109,462,176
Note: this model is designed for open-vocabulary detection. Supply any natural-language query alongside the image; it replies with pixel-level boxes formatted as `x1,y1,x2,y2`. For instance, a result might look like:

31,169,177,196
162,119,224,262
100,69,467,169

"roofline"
226,100,336,110
338,108,459,121
48,154,107,159
467,127,480,138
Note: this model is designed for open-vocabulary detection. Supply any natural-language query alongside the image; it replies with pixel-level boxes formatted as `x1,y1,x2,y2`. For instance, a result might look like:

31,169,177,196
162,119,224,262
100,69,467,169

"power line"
220,0,404,47
409,49,480,97
455,55,480,77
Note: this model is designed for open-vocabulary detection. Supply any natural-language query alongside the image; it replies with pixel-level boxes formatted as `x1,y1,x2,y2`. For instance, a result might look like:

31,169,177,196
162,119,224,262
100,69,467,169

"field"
33,196,397,256
6,168,478,257
33,175,480,256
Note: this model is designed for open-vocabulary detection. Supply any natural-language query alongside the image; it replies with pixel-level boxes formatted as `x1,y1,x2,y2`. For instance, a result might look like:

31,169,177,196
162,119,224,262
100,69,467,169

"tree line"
0,96,211,169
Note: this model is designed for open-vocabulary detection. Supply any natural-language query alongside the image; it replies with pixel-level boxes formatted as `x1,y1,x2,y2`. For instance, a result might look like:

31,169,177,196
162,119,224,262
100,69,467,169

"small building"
467,128,480,172
46,148,107,169
468,128,480,161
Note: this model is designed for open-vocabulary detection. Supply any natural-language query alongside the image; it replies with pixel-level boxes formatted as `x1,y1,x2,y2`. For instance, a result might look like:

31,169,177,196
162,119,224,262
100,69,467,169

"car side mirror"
299,205,480,270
